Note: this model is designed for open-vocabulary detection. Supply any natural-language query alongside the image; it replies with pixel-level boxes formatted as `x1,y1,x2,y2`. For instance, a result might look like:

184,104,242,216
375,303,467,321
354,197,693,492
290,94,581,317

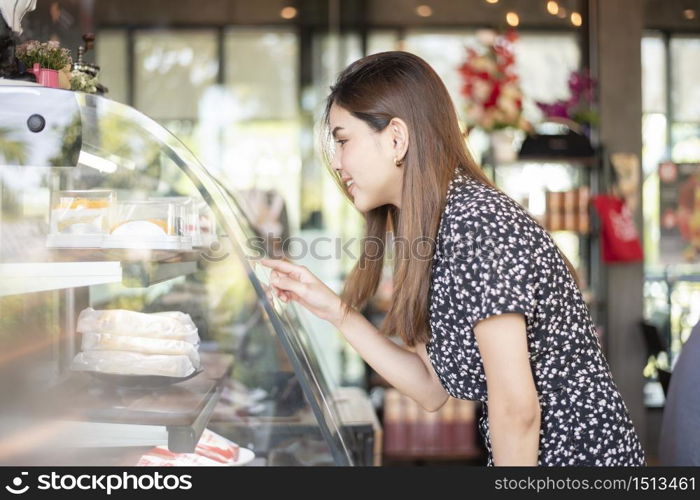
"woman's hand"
260,259,451,413
259,259,347,326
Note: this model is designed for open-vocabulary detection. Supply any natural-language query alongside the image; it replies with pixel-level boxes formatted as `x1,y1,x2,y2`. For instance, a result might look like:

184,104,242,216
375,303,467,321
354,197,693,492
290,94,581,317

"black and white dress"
426,172,646,466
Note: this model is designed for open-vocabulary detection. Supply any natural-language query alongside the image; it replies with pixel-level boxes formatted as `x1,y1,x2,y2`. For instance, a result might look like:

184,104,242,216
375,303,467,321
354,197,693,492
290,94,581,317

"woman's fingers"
269,284,286,300
260,258,309,280
260,258,296,272
271,273,308,297
271,272,290,298
260,259,330,314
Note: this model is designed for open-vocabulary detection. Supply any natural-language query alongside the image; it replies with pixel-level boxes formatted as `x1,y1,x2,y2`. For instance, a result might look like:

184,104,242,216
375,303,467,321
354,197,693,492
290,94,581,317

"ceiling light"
485,0,499,4
571,11,583,26
684,9,696,20
546,1,559,15
416,5,433,17
506,11,520,27
280,6,297,19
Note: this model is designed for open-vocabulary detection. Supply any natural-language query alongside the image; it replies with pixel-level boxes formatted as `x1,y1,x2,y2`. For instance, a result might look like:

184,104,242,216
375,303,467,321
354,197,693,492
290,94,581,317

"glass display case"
0,85,380,466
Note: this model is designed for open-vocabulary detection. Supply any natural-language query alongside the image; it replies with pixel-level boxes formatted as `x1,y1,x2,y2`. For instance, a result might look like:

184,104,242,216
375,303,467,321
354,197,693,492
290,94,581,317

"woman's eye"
335,139,347,146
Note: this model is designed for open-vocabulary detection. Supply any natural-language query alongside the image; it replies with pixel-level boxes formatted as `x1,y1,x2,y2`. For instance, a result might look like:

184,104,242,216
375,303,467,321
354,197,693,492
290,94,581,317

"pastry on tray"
71,308,201,379
70,350,196,378
47,190,115,246
80,332,200,367
76,308,200,344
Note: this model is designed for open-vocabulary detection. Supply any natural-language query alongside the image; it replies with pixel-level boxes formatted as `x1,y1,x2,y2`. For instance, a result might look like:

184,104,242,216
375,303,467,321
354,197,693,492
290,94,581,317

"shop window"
404,30,477,121
367,31,400,55
134,30,219,121
671,37,700,123
642,35,667,115
224,29,299,120
95,29,128,104
671,123,700,163
642,33,700,394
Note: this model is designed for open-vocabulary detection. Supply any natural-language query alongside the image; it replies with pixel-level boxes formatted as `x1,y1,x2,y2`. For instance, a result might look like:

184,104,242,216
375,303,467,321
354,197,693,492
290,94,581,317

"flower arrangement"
458,29,529,132
16,40,72,70
535,69,599,128
70,69,98,93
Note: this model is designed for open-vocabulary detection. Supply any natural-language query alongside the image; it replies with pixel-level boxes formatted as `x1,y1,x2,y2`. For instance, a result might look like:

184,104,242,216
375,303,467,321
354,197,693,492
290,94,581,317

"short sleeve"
445,203,538,329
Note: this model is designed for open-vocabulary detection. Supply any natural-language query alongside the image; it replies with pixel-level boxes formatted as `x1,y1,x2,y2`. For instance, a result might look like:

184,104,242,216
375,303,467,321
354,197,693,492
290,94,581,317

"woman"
261,51,645,466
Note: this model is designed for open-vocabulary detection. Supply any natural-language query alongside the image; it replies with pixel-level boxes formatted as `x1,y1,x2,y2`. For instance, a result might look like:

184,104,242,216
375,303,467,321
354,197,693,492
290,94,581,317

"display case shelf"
0,251,200,297
47,248,202,263
0,262,122,296
32,353,233,453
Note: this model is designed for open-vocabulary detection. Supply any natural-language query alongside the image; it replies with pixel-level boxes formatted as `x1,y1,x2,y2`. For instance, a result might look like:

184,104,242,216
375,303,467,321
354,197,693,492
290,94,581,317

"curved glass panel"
0,86,355,466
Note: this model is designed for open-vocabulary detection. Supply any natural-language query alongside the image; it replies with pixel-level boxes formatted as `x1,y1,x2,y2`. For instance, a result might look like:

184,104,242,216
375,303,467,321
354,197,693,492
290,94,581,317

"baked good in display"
57,198,110,209
80,332,200,367
48,190,115,246
71,350,195,378
110,219,171,236
76,308,200,344
71,308,201,378
48,194,200,250
55,198,111,233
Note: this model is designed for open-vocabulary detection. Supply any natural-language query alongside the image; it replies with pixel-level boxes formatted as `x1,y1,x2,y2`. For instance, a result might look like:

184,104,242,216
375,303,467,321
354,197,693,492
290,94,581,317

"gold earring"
394,156,403,167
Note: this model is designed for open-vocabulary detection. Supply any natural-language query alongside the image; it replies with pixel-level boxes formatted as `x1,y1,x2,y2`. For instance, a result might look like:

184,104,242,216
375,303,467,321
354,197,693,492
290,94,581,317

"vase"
28,63,60,88
489,128,519,164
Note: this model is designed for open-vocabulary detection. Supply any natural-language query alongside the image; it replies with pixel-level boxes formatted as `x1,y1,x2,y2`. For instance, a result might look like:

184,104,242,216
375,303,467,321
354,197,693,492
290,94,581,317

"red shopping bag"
591,194,644,263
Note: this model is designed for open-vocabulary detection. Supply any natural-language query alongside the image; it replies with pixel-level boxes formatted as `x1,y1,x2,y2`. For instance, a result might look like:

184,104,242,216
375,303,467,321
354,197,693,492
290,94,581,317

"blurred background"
12,0,700,465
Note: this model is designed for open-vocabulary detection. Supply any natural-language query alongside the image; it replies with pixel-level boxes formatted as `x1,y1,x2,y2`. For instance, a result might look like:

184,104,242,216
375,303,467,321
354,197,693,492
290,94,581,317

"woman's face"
328,103,405,211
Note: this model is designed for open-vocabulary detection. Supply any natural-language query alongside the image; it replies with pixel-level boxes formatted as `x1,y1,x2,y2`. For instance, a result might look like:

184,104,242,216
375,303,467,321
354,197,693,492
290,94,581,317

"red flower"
459,29,527,131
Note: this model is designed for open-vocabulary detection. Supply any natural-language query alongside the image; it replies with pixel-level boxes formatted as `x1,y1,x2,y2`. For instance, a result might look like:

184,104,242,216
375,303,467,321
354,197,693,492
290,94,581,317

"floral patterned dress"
426,173,646,466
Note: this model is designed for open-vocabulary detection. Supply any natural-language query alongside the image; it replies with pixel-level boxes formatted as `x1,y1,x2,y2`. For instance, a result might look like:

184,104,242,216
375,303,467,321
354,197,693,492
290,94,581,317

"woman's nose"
331,153,341,171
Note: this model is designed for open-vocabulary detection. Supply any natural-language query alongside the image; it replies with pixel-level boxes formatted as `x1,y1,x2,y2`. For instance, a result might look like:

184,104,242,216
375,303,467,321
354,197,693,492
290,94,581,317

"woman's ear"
389,117,409,162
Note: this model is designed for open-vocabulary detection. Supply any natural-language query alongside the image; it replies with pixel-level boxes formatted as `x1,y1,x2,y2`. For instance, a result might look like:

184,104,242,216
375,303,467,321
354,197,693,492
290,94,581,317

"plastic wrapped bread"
76,308,199,344
70,350,195,377
81,332,200,368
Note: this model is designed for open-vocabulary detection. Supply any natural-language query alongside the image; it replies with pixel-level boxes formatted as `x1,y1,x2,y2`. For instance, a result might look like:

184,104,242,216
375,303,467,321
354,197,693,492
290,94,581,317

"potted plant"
15,40,72,88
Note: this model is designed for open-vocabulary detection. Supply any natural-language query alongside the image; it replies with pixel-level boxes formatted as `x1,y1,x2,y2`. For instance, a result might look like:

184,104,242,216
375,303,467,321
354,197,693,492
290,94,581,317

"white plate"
138,446,255,467
230,447,255,466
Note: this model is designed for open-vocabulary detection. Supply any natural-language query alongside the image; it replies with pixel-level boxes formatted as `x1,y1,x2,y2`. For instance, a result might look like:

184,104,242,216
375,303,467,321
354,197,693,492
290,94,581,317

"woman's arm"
261,258,449,412
474,312,541,466
334,309,449,412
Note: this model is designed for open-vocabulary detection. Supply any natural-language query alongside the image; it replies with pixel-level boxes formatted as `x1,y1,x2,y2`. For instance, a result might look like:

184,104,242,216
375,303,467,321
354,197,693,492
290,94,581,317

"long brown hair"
322,51,577,347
